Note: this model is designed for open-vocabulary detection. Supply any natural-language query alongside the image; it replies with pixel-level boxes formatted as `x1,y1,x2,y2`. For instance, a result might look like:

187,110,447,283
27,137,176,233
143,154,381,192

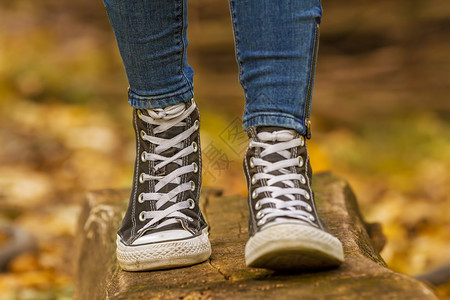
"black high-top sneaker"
243,126,344,270
116,99,211,271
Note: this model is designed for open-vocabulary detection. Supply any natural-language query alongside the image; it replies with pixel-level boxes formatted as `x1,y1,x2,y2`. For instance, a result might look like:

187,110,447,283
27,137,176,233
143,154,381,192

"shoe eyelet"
251,175,257,185
298,156,304,167
192,162,198,173
306,204,313,212
139,173,145,183
249,157,255,168
308,215,315,222
255,200,261,210
257,219,266,226
300,135,305,146
190,180,196,191
300,175,306,184
138,193,145,203
188,198,195,209
256,211,264,219
194,120,200,130
192,141,198,152
140,130,146,140
139,211,146,222
251,190,258,199
304,193,310,200
137,109,143,118
188,217,194,222
141,151,147,162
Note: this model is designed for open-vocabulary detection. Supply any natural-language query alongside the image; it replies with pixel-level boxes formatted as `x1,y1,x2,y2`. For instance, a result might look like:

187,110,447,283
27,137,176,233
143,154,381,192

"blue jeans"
104,0,322,136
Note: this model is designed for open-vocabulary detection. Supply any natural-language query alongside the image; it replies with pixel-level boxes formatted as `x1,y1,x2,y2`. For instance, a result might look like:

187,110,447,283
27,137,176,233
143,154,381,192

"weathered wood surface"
75,172,437,299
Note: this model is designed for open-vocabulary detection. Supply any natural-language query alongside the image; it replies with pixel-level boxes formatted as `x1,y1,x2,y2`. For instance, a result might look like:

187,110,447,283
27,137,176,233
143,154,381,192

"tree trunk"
75,172,437,299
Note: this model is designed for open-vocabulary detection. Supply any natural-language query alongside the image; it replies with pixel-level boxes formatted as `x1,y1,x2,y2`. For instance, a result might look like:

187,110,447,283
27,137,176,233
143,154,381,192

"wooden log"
75,172,437,299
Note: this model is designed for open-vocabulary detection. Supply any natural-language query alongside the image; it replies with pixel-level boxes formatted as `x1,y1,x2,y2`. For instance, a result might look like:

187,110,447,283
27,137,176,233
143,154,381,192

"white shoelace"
249,129,317,227
136,102,199,234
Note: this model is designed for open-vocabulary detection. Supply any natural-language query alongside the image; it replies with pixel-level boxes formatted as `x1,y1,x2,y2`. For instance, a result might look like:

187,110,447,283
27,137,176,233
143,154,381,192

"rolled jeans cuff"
243,113,307,136
128,87,194,109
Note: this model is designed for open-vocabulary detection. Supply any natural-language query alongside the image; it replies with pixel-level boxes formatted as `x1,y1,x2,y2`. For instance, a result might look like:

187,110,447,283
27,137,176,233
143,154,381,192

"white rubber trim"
245,223,344,270
132,229,193,245
117,228,211,271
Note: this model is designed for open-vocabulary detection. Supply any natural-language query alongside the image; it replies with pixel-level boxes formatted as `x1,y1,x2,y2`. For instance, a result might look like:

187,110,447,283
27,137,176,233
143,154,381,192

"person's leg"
229,0,344,270
103,0,211,271
104,0,194,109
229,0,321,136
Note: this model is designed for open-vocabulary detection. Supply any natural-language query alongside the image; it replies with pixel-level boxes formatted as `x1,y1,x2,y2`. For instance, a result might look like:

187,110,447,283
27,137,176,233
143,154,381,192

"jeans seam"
178,0,194,98
302,22,318,123
229,0,248,99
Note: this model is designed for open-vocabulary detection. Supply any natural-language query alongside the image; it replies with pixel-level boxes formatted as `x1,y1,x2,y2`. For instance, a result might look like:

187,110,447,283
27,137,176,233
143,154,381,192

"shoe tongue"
146,101,189,121
256,127,296,143
256,126,289,133
148,101,190,147
254,127,296,163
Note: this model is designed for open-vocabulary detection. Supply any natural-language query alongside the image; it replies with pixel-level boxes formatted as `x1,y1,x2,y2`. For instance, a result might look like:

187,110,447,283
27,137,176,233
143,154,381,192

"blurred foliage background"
0,0,449,299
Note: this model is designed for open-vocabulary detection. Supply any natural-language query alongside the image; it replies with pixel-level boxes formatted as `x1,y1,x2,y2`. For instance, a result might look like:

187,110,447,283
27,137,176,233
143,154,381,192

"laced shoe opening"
135,100,200,237
249,127,317,228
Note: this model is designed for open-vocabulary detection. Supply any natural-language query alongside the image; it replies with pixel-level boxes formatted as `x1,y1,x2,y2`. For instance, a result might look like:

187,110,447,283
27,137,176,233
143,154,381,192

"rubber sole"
245,223,344,270
116,228,211,271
